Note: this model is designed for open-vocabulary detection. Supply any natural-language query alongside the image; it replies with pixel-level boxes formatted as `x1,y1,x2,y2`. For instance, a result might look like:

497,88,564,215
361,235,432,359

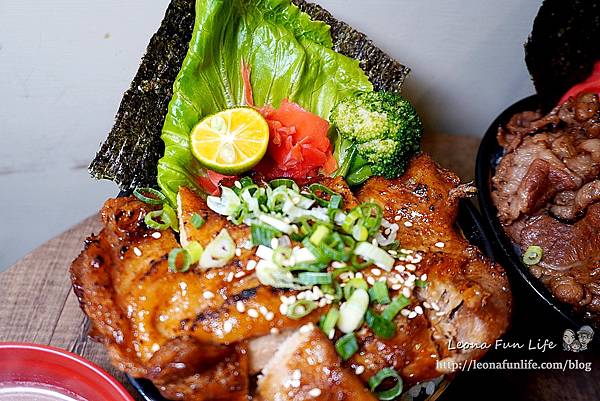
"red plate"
0,343,134,401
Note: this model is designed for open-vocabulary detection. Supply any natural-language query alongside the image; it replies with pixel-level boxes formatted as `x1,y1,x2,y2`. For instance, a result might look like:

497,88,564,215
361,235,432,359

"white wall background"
0,0,541,270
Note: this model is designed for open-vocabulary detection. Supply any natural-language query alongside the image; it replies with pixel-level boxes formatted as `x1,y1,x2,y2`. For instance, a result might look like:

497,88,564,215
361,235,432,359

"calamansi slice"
190,107,269,174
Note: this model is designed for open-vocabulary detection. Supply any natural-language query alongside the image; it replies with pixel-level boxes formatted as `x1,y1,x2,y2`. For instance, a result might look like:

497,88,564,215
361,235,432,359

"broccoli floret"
329,91,423,184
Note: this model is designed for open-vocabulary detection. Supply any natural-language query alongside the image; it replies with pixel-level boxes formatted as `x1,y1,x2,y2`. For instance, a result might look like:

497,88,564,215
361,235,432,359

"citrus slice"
190,107,269,174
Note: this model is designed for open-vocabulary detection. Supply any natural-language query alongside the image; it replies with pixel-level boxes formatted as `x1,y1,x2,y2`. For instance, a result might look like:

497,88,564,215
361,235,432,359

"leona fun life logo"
563,326,594,352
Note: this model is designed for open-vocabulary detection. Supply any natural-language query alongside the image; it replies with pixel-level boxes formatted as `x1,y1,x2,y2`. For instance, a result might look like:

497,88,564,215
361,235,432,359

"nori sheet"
89,0,410,190
525,0,600,109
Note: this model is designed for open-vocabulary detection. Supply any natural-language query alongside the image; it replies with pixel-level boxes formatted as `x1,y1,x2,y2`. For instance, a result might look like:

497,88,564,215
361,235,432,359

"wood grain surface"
0,134,597,401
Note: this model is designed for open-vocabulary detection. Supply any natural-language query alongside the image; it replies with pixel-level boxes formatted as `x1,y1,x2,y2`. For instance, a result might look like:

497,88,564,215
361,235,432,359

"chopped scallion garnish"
199,229,235,269
354,242,395,271
251,224,280,247
343,277,368,300
191,213,205,229
184,241,203,264
335,332,358,361
144,210,171,231
368,367,403,400
320,307,339,336
133,187,166,205
415,279,428,288
381,296,410,321
337,288,369,333
168,248,192,273
286,299,317,319
365,309,396,339
310,225,330,245
297,272,332,286
369,281,391,304
523,245,543,266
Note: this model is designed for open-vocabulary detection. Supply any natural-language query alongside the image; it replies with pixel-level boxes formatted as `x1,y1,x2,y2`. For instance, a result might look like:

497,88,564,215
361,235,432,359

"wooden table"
1,134,597,401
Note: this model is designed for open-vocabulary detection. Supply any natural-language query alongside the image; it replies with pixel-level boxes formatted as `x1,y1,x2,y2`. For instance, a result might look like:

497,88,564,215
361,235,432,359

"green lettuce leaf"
158,0,372,204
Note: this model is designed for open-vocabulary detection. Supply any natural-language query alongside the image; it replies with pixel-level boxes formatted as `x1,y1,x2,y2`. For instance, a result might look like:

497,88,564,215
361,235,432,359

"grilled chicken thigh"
71,154,511,400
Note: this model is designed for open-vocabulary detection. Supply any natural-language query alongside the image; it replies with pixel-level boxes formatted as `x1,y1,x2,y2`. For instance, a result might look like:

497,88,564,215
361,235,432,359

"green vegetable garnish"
368,367,403,400
286,299,317,319
157,0,372,204
335,332,359,361
330,91,423,184
365,309,396,339
523,245,543,265
191,213,205,229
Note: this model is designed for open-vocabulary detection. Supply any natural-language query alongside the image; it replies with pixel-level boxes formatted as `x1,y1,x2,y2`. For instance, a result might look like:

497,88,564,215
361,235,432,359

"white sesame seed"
431,302,440,311
236,301,245,313
395,265,405,272
400,309,411,317
280,295,288,304
420,274,428,281
265,312,275,321
406,264,416,271
288,295,297,303
392,284,402,290
435,242,445,248
371,268,381,276
388,250,398,256
319,298,328,308
225,272,234,282
408,311,418,319
234,180,242,189
247,308,259,318
279,304,288,315
423,301,431,309
270,327,280,334
292,369,302,380
355,272,363,279
203,291,214,299
367,276,375,285
133,247,142,257
328,329,335,339
151,232,161,239
378,277,387,283
331,261,346,269
246,260,257,271
394,215,401,221
291,380,301,388
436,311,445,316
235,248,242,257
297,292,307,300
299,323,313,334
402,287,411,298
309,388,321,397
259,306,268,315
223,320,233,333
234,271,245,278
404,221,413,227
415,306,424,315
355,365,365,375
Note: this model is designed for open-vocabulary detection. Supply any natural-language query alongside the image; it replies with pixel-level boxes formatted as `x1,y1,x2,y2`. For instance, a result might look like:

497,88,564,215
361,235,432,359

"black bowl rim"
126,198,495,401
475,94,585,330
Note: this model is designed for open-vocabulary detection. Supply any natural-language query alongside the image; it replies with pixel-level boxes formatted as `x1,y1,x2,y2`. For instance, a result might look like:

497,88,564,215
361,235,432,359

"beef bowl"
476,94,600,331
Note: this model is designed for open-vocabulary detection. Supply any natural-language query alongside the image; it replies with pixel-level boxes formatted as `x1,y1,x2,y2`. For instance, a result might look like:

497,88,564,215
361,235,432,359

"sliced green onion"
342,208,363,233
238,176,255,188
335,332,359,361
523,245,543,265
320,307,339,336
258,213,295,234
168,248,191,273
343,277,368,300
162,204,179,233
255,259,298,289
207,186,241,216
365,309,396,339
184,241,203,264
354,242,395,271
359,203,383,235
286,299,317,319
351,254,371,270
133,187,166,205
329,194,343,210
310,225,330,245
251,224,280,247
382,296,411,321
144,210,171,230
309,183,340,207
272,246,293,267
297,272,332,286
415,279,428,288
352,224,369,241
368,367,403,400
337,288,369,333
369,281,391,304
270,178,299,191
191,213,205,229
199,229,235,269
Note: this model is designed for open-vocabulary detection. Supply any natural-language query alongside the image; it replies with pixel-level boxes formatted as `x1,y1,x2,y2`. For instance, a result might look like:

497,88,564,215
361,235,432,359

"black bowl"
126,199,494,401
475,94,587,330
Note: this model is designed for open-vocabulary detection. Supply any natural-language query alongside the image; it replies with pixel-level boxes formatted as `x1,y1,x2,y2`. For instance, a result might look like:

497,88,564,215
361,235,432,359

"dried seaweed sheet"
525,0,600,109
89,0,410,190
